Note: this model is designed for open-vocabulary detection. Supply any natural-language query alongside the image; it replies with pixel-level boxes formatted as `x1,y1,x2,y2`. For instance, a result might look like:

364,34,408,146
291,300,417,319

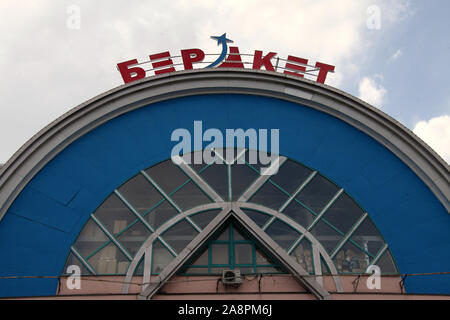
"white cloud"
390,49,403,61
0,0,412,163
358,76,387,108
413,115,450,164
381,0,414,23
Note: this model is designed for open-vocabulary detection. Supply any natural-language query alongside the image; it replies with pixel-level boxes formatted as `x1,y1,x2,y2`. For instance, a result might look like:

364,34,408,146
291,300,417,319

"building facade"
0,69,449,299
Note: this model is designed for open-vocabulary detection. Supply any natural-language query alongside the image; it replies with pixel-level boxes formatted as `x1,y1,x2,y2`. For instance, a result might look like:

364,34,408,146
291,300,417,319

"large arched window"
180,220,286,275
64,149,398,282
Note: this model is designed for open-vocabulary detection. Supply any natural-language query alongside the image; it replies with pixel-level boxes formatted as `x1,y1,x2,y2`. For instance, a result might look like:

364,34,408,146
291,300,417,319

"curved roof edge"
0,68,448,221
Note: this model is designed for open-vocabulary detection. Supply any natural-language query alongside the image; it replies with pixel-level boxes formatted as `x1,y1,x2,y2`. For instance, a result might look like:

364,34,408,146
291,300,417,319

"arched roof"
0,69,448,297
0,69,448,220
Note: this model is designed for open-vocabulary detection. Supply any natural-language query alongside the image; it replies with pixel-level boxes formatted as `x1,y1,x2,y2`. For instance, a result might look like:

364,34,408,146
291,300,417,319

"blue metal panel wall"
0,94,448,297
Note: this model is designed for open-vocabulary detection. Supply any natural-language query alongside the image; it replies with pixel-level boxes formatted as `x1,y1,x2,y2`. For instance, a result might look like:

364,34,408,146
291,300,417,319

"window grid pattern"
64,149,398,278
180,221,284,275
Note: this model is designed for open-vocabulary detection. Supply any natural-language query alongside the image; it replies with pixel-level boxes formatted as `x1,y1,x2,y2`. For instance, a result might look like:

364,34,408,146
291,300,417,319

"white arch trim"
0,68,448,223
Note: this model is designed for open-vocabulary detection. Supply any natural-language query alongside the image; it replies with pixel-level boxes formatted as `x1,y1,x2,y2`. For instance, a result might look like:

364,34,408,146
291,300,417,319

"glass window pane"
63,252,91,275
162,220,198,254
145,160,189,194
117,221,151,256
271,160,312,195
118,174,163,214
283,200,315,229
184,267,209,274
211,244,229,265
199,162,228,201
152,240,175,274
88,242,130,275
249,181,289,210
232,226,247,241
231,163,259,201
244,149,279,174
256,266,282,274
190,209,221,229
222,148,245,164
321,257,331,275
291,240,313,274
171,181,211,211
322,193,364,235
73,219,109,258
94,194,137,235
190,249,208,266
235,244,252,264
214,225,230,241
239,267,255,274
210,267,225,274
255,248,275,265
376,250,398,274
351,218,384,257
310,219,343,255
241,209,271,228
134,257,144,276
265,219,300,251
186,150,208,172
296,174,339,214
244,150,266,174
332,240,369,274
145,200,178,230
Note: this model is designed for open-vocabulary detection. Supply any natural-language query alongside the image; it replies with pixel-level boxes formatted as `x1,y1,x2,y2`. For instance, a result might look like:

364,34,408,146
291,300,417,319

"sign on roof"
117,33,335,85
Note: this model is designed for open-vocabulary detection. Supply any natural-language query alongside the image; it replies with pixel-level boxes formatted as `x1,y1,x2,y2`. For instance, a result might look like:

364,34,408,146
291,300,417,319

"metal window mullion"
186,216,202,233
306,188,344,232
91,214,133,261
244,161,261,174
319,217,346,237
268,179,292,197
208,244,212,274
142,246,152,289
212,148,229,165
331,213,368,259
174,155,224,203
312,244,323,285
114,190,155,233
230,222,235,269
141,170,182,213
85,239,112,261
293,198,319,217
227,164,232,201
252,243,256,273
238,156,287,202
262,216,276,231
70,246,97,275
157,236,177,257
287,235,304,255
230,148,247,164
370,243,388,266
279,171,318,212
141,198,165,219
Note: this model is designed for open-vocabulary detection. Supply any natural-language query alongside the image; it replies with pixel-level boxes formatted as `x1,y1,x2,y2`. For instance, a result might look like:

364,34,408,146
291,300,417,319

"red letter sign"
181,48,205,70
219,47,244,68
315,62,335,84
150,51,176,75
252,50,277,71
117,59,146,84
284,55,308,78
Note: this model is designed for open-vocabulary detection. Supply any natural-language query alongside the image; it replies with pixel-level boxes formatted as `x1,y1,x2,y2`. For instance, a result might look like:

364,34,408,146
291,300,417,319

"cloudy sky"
0,0,449,164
